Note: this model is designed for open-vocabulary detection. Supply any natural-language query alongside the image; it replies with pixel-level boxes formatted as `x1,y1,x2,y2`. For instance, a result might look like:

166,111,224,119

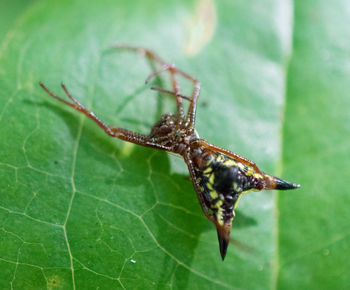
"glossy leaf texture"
277,0,350,289
0,0,348,289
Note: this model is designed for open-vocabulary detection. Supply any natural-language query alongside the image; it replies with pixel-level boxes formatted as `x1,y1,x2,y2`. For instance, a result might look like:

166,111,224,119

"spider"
40,44,300,260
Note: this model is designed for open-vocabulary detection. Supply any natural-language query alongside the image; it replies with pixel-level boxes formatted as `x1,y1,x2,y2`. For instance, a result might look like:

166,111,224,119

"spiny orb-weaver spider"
40,44,300,260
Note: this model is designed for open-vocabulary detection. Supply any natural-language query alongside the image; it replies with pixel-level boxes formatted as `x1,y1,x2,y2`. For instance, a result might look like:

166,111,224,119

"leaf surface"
277,0,350,288
2,0,346,289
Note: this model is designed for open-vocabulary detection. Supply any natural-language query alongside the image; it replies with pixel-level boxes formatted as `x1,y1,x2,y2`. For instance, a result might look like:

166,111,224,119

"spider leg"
143,55,200,129
39,82,172,151
184,152,215,223
144,59,200,128
144,59,200,129
194,139,264,175
185,78,200,130
150,87,191,101
109,43,185,118
145,64,173,84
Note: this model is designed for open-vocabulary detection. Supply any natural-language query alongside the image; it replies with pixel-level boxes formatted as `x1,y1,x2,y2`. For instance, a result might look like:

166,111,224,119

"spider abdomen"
194,151,265,226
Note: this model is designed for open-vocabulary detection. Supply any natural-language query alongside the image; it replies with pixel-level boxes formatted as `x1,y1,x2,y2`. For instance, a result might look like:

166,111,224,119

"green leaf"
1,0,347,289
0,0,35,42
277,0,350,289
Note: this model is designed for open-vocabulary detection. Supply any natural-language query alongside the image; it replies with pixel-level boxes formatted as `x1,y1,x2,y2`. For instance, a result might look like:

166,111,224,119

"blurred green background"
0,0,349,289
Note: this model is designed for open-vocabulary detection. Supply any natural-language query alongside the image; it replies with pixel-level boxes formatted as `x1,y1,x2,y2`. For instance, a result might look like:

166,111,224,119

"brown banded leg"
150,87,191,101
39,83,172,151
194,139,264,175
150,64,200,129
109,43,184,118
109,43,200,125
184,152,215,223
185,78,200,129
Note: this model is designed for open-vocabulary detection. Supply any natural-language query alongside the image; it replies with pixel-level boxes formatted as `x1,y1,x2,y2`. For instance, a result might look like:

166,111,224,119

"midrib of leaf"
270,1,295,289
270,42,295,290
275,1,350,288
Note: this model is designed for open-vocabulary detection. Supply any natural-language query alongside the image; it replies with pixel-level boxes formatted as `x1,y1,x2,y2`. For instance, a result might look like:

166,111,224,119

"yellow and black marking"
194,152,265,227
40,46,300,262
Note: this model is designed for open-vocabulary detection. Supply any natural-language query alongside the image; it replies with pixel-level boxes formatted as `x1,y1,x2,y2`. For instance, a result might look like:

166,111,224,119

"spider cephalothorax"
40,44,299,260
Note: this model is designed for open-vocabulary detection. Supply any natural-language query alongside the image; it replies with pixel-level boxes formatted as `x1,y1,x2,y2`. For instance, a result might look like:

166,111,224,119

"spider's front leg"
39,83,171,151
109,43,184,117
109,43,200,127
194,139,264,175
